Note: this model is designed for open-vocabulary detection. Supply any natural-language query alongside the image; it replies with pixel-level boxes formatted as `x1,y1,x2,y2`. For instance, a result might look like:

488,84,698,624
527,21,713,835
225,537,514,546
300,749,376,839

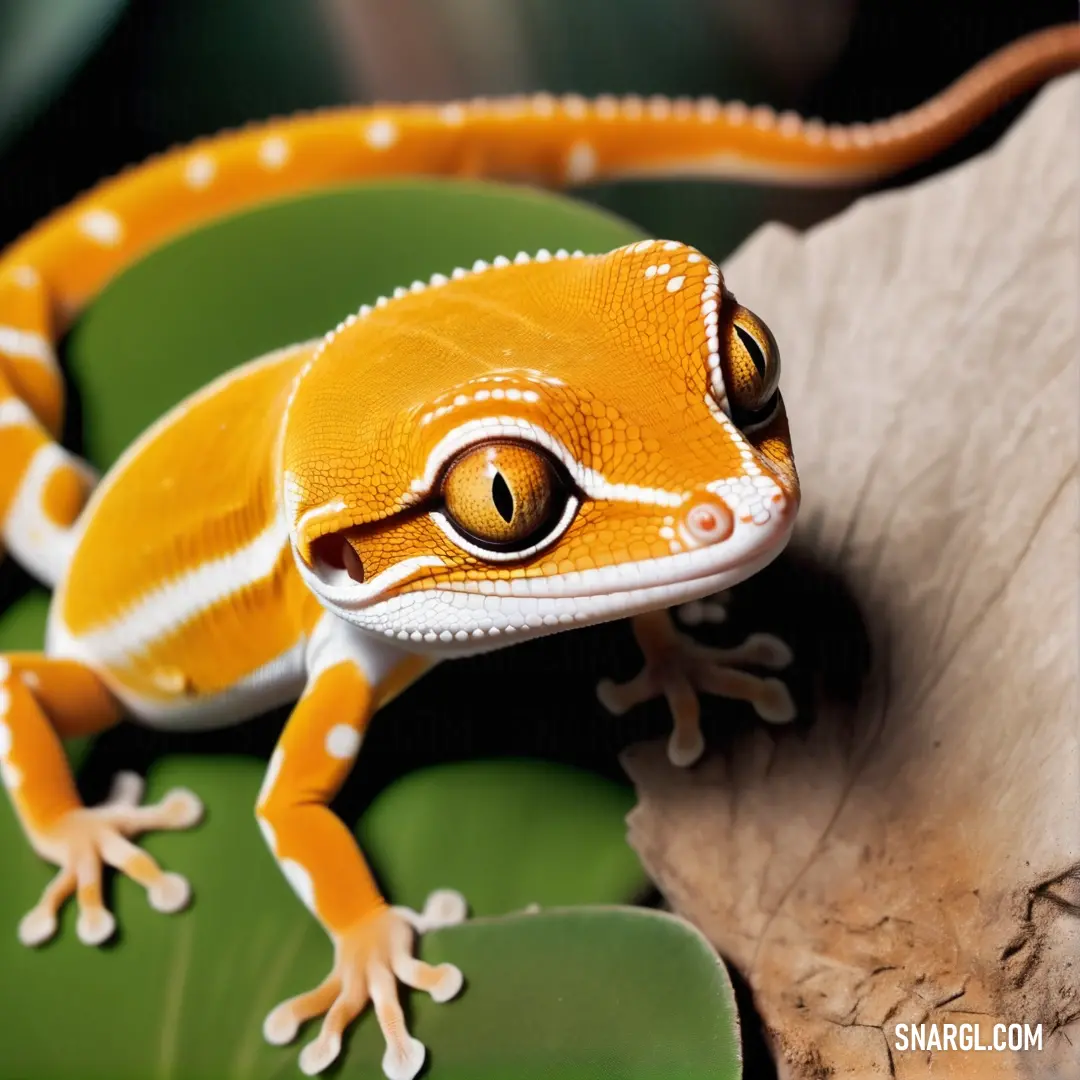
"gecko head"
281,240,799,654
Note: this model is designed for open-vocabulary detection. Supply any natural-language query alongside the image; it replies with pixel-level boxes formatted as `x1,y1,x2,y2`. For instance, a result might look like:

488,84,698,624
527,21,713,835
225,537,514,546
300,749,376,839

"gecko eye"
441,441,565,551
718,304,782,432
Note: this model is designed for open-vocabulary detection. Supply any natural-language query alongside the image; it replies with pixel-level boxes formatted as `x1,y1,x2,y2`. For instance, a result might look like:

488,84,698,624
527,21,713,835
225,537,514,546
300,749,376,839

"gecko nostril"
681,499,734,547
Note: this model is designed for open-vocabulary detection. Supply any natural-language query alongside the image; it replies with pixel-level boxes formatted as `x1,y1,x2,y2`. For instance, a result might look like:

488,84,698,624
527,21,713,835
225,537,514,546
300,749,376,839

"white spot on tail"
325,724,361,761
0,715,11,752
564,141,598,183
79,209,123,247
184,153,217,189
666,275,686,292
1,759,23,791
439,103,466,126
364,118,399,150
259,136,290,169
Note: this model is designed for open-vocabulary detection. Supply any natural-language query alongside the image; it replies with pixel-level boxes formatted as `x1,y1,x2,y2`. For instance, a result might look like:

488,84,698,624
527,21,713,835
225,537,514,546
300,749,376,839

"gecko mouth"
300,498,796,653
362,520,795,653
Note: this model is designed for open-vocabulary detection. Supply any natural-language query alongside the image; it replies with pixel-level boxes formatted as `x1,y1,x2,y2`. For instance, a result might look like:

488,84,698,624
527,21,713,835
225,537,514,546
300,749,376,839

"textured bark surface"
623,75,1079,1079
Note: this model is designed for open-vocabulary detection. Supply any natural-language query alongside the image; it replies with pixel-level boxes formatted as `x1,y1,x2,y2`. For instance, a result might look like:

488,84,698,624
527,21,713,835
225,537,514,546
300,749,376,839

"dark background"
0,1,1074,1075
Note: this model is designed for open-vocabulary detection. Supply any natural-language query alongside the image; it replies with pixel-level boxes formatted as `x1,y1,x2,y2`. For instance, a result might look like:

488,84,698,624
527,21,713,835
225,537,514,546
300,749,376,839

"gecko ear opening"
309,534,366,585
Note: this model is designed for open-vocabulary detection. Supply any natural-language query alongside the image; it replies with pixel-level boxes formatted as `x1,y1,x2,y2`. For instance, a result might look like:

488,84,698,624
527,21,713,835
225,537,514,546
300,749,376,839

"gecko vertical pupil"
442,441,560,550
720,304,783,430
734,324,767,378
491,472,514,522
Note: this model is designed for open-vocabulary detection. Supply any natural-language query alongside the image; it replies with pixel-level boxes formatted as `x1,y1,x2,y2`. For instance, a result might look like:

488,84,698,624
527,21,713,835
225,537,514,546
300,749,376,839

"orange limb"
256,658,463,1078
0,654,203,946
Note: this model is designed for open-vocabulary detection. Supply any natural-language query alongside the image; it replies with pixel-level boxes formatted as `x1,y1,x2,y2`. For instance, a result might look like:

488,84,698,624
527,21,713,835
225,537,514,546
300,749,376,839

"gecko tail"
0,267,93,589
580,22,1080,188
834,21,1080,182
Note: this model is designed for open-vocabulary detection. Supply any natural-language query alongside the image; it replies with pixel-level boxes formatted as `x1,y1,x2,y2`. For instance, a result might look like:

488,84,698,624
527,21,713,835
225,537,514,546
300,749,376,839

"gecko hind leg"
0,654,203,946
597,609,795,768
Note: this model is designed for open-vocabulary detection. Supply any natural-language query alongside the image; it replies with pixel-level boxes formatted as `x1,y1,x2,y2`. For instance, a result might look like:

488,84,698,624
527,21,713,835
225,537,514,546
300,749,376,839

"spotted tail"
1,23,1076,587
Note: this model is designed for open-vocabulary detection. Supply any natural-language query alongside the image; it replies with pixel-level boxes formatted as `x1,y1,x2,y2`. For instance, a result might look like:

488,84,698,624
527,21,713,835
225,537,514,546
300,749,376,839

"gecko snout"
678,494,734,548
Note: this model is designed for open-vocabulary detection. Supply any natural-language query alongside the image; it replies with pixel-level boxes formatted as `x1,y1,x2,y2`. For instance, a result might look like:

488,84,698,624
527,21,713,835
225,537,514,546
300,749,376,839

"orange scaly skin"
0,27,1077,1080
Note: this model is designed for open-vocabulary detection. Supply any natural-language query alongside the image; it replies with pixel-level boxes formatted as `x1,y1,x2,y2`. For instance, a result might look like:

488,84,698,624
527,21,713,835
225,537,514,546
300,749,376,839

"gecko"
0,24,1077,1080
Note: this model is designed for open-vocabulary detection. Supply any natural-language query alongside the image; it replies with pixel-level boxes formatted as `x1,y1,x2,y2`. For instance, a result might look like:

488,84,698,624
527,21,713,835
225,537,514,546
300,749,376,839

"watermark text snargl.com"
894,1023,1042,1053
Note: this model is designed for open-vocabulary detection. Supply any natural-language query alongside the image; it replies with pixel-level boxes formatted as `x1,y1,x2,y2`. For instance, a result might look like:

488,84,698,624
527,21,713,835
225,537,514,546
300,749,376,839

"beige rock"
623,74,1079,1080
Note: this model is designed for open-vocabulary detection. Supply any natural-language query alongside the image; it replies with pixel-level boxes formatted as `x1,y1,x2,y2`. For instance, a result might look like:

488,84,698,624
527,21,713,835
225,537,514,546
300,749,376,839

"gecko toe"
17,906,58,947
299,1032,343,1076
741,632,794,669
159,788,203,829
667,727,706,768
76,907,115,946
755,678,796,723
396,888,468,933
429,963,464,1003
382,1036,425,1080
105,770,145,807
263,1003,301,1046
148,871,191,913
422,888,467,928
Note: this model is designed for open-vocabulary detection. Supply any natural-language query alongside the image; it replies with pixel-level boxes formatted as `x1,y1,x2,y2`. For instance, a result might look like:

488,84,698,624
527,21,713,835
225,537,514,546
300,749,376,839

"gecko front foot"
597,609,795,768
18,770,203,947
264,889,466,1079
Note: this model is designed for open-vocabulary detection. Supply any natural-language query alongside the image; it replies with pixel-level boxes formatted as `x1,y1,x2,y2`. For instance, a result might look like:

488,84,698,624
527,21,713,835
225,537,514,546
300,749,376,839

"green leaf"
359,759,648,917
417,907,741,1080
0,588,50,650
0,757,739,1079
